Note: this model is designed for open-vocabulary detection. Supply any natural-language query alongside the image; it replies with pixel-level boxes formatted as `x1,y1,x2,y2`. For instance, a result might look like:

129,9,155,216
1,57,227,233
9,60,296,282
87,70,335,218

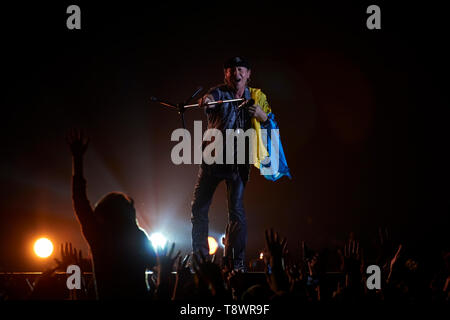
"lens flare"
150,232,167,251
34,238,54,258
208,236,218,255
220,234,226,248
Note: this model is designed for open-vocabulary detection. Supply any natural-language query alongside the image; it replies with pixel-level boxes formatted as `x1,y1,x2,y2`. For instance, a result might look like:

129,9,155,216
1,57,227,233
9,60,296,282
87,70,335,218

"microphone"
238,98,255,109
188,86,204,102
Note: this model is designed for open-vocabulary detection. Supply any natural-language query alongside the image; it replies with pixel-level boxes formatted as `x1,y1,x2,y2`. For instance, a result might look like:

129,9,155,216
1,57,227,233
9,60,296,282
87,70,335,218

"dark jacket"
201,84,253,183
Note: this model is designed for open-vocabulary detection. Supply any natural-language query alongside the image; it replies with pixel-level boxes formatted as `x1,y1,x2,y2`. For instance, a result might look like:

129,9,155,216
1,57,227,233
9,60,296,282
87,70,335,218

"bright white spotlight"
34,238,54,258
220,234,226,248
149,232,167,251
208,236,218,255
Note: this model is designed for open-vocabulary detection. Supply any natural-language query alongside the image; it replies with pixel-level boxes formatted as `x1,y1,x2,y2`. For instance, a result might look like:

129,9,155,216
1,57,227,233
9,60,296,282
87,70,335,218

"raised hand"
226,269,246,300
66,128,90,158
307,253,320,278
54,242,81,271
264,228,289,294
376,227,395,268
154,242,180,300
222,221,240,269
175,254,191,279
155,243,180,285
338,234,365,292
264,228,288,265
339,239,362,275
172,254,191,300
192,250,227,298
223,221,240,249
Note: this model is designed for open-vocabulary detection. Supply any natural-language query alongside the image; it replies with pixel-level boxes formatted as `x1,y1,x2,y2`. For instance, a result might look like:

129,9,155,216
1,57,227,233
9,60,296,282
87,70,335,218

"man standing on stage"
190,56,271,271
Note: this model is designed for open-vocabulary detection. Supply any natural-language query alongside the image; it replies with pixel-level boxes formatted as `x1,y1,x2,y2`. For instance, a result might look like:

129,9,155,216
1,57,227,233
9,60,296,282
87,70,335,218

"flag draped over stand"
249,88,292,181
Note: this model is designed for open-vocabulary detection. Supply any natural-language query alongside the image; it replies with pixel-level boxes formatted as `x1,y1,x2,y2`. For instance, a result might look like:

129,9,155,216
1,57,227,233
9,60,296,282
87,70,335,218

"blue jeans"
191,164,247,269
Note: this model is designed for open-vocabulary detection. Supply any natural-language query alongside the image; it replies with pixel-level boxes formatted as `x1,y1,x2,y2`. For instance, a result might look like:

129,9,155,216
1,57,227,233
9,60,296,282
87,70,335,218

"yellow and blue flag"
250,88,292,181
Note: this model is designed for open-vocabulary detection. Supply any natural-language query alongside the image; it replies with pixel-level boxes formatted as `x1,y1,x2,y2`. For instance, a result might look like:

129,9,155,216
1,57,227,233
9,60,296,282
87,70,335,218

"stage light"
149,232,167,251
208,236,218,255
34,238,53,258
220,234,226,248
260,252,264,260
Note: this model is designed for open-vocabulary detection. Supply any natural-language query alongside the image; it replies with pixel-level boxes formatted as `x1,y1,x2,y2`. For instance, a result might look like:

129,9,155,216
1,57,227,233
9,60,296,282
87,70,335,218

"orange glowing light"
34,238,54,258
208,236,218,255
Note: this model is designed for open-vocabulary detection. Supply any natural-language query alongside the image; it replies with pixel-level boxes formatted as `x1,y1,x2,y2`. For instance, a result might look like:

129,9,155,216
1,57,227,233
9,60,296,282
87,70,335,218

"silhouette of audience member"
66,129,156,299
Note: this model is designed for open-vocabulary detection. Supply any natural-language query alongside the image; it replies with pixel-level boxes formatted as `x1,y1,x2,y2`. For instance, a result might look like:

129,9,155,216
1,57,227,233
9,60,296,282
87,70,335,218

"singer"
190,56,271,271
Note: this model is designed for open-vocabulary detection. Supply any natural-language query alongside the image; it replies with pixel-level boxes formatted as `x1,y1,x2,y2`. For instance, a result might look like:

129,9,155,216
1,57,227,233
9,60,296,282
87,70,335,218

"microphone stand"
150,88,248,129
150,86,204,129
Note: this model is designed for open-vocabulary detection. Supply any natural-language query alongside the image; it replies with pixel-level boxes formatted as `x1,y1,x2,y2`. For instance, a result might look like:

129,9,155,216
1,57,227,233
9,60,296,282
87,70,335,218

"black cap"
223,56,251,70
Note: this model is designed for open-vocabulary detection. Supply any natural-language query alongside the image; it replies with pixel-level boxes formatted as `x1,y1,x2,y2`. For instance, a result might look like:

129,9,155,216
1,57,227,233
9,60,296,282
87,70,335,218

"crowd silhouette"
0,129,448,304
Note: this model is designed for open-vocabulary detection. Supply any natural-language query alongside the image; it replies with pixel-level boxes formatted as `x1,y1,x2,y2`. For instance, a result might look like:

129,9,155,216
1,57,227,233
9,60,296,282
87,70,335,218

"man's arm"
66,129,96,242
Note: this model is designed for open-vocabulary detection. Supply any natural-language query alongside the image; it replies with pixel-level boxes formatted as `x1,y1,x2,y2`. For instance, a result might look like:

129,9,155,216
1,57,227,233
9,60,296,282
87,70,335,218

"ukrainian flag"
250,88,292,181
